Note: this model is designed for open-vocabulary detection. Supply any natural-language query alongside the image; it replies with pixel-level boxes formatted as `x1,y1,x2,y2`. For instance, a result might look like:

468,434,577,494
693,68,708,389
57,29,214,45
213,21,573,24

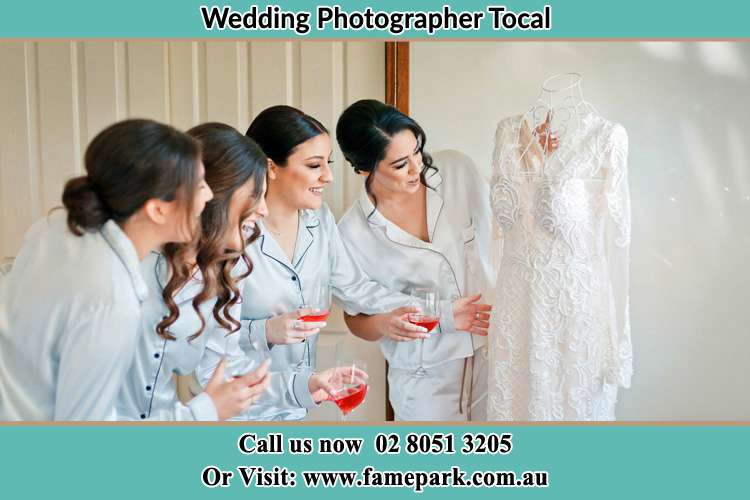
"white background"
411,42,750,419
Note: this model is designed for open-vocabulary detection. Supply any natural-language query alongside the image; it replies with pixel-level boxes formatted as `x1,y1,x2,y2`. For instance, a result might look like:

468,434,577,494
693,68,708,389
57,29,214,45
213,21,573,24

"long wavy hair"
156,123,267,341
335,99,438,215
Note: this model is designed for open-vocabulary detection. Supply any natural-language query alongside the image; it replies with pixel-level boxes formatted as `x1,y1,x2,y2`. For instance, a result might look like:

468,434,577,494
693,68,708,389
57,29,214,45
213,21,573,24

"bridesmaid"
0,119,210,420
116,123,271,421
335,100,494,421
196,105,419,421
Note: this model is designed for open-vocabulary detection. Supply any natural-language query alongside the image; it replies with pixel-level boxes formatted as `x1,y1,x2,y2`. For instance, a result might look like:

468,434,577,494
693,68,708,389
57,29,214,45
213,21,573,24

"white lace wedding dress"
488,110,632,421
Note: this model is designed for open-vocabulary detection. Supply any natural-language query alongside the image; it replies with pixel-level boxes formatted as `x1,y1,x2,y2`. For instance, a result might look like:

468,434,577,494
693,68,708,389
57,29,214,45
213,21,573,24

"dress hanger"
512,73,599,178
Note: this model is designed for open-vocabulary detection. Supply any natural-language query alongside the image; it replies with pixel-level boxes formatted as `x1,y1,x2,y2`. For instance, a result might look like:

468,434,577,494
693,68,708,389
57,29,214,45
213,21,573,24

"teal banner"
0,1,748,39
1,425,747,498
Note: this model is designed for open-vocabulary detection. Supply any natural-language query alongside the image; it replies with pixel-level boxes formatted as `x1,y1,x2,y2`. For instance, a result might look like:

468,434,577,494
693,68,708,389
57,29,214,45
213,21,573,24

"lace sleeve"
490,117,521,234
603,124,633,389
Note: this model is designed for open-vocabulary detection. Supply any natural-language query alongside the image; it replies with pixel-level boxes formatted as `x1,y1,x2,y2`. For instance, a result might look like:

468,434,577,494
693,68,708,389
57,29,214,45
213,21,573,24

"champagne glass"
407,287,440,378
296,283,331,371
300,283,331,322
329,359,369,421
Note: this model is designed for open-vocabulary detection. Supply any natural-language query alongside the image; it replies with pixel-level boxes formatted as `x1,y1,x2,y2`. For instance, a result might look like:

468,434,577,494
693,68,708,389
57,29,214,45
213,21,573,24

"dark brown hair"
157,123,267,341
62,119,200,236
335,99,437,215
245,105,328,166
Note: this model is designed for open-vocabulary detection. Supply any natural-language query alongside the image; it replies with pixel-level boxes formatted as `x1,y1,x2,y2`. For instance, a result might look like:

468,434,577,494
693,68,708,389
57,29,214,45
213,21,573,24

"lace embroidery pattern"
488,112,632,421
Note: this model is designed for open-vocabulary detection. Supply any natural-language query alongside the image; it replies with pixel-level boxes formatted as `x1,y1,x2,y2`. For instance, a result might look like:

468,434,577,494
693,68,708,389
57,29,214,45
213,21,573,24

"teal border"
1,1,749,39
1,425,748,498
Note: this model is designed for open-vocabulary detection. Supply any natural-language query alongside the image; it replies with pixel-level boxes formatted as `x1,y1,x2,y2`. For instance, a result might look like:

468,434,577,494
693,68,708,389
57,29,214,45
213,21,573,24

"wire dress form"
488,74,633,421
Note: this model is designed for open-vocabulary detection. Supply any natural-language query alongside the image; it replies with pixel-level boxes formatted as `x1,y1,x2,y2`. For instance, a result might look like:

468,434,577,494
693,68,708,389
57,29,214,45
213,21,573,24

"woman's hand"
375,306,430,342
265,308,326,345
203,358,272,420
452,294,492,336
308,365,370,404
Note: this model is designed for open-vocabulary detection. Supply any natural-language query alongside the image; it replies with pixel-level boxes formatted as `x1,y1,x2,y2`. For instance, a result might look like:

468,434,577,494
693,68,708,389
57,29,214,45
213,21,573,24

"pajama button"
154,353,160,359
291,276,297,281
146,385,152,391
140,414,146,419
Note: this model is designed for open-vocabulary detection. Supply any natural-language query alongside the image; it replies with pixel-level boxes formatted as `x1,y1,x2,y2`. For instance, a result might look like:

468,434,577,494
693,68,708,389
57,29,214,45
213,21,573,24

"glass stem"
418,338,425,371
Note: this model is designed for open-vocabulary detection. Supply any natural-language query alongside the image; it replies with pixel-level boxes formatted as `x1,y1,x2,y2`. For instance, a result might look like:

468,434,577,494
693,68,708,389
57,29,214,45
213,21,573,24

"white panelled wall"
0,41,386,421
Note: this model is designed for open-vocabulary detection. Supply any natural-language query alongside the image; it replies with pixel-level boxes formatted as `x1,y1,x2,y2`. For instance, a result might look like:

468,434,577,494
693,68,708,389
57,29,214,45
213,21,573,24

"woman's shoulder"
304,202,336,229
429,149,485,186
10,212,143,310
430,149,474,168
23,210,76,247
337,201,363,236
35,212,133,281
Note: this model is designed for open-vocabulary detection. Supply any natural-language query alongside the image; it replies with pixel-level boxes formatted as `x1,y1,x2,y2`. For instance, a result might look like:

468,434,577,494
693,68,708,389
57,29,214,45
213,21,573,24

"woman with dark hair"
336,99,494,421
0,119,212,421
195,105,412,421
115,123,273,421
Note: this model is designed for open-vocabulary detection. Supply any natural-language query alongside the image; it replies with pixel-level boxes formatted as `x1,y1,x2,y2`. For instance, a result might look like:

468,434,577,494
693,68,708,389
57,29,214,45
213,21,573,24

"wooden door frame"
384,41,410,422
386,41,410,115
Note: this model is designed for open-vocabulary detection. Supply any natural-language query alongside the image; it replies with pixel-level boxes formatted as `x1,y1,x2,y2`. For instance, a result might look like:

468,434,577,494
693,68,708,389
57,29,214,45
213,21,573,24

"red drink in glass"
333,384,368,415
299,310,330,322
407,314,440,333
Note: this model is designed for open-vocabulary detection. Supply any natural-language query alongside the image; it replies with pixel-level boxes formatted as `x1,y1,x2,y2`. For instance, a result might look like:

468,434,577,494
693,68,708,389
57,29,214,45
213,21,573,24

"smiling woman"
193,105,421,422
247,106,333,225
115,123,272,422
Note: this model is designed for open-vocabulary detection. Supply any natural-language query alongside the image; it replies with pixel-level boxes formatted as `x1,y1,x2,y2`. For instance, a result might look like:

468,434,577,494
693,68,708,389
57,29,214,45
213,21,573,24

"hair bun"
61,175,111,235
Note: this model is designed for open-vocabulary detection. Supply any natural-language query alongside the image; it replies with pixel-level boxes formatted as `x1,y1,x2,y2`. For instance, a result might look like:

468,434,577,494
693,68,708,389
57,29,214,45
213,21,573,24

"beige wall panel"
205,42,248,130
300,42,346,215
344,42,385,103
81,42,121,142
168,42,201,131
0,43,40,258
126,42,169,121
341,42,386,209
249,41,300,119
113,42,128,120
36,42,81,213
